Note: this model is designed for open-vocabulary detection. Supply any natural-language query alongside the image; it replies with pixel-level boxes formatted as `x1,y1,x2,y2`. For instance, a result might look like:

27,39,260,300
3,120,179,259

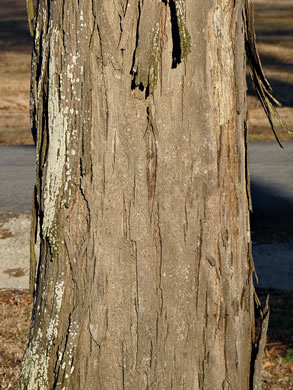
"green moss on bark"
148,23,160,94
174,0,192,59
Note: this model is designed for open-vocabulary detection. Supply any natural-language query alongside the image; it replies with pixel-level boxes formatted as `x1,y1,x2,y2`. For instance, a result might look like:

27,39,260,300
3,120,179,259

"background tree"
22,0,269,388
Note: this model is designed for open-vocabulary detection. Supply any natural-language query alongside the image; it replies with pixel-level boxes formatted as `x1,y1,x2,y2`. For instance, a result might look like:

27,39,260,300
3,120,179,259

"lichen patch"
21,279,65,389
43,27,68,237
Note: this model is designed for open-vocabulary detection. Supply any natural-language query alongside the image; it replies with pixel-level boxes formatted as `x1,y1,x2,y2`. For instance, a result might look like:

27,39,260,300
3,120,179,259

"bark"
22,0,262,389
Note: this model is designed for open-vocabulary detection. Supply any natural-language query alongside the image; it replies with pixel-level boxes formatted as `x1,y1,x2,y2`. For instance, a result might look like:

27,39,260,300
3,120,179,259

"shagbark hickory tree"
22,0,269,389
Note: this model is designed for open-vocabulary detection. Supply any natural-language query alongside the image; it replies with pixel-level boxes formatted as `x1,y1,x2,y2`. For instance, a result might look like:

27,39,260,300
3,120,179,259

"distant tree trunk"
22,1,266,389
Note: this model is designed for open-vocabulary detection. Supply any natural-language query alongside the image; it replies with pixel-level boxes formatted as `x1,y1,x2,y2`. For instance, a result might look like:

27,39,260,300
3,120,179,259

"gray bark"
22,1,260,389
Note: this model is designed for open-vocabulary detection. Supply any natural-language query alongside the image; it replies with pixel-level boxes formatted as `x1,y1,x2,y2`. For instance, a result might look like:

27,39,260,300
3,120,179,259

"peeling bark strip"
131,1,162,93
244,0,292,147
26,0,36,37
132,0,191,93
251,296,270,390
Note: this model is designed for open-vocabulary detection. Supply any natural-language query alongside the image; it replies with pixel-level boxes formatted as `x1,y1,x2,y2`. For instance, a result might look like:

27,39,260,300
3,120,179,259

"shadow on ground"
0,20,31,52
251,179,293,241
0,0,32,53
247,75,293,108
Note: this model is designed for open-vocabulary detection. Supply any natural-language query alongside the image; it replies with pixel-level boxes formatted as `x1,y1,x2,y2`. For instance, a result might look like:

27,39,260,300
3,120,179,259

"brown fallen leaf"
263,361,275,369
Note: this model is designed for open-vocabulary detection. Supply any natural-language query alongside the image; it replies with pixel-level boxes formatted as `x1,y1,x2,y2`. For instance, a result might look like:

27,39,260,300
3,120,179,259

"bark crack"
52,313,73,388
122,341,126,390
132,239,139,372
145,107,158,220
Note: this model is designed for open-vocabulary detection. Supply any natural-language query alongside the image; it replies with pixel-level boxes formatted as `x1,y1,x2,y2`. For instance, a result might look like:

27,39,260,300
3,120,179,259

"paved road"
249,142,293,237
249,142,293,291
0,143,292,290
0,145,36,214
1,142,293,228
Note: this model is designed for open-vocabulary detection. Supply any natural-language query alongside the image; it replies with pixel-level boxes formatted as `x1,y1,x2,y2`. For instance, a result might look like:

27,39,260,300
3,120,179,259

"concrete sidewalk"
0,214,30,289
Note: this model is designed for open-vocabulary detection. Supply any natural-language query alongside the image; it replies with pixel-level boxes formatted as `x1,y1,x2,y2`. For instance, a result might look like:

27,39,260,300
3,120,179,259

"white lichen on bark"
43,27,68,237
21,327,49,389
46,280,65,345
21,279,65,389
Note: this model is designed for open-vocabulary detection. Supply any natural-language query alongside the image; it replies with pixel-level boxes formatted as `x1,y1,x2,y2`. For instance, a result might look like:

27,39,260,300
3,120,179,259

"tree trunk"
22,1,262,388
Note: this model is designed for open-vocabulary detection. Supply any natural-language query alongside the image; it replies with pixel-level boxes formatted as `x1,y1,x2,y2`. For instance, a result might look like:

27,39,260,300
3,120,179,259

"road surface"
0,145,35,214
0,143,292,290
249,142,293,238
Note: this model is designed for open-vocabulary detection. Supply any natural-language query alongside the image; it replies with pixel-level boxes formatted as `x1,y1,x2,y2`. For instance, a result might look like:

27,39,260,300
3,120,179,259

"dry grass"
0,288,292,389
262,347,293,390
0,289,32,390
0,51,32,145
0,1,33,146
257,289,293,389
247,1,293,143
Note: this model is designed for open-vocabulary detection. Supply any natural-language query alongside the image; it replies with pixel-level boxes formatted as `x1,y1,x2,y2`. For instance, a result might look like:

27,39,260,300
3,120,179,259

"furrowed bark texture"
22,0,257,389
